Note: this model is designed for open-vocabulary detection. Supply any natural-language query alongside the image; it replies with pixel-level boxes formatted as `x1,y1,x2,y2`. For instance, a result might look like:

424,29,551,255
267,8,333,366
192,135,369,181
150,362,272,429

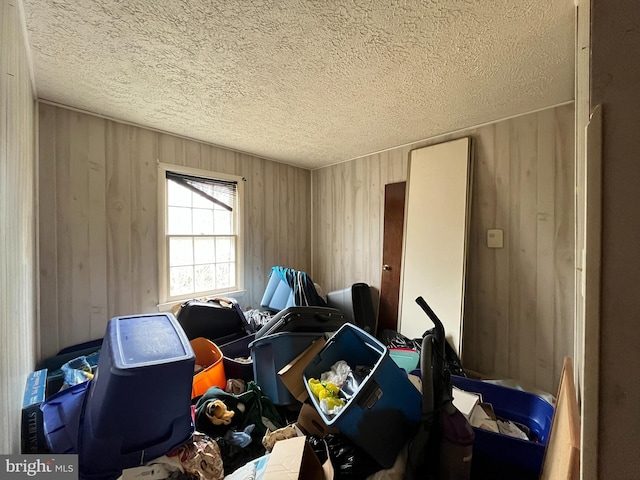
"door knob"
382,264,391,271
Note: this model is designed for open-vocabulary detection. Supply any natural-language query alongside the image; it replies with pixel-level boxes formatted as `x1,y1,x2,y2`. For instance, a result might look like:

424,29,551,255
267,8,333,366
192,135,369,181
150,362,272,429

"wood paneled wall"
37,101,573,393
312,104,575,394
1,0,37,454
38,103,311,359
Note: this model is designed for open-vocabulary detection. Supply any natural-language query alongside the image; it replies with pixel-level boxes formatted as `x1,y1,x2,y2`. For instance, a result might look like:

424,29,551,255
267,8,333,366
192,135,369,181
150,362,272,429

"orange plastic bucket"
190,337,226,398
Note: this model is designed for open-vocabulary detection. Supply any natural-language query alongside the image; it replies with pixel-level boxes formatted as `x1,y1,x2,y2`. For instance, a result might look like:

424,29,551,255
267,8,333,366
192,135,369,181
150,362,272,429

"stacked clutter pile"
39,311,425,480
183,321,423,480
33,278,558,480
36,265,428,480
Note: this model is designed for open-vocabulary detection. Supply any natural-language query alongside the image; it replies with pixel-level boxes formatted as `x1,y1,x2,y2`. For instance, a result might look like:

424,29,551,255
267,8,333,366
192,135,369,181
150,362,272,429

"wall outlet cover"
487,229,504,248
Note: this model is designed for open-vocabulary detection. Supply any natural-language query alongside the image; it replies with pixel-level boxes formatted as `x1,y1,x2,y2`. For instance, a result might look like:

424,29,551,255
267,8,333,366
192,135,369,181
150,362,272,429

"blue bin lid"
109,313,193,368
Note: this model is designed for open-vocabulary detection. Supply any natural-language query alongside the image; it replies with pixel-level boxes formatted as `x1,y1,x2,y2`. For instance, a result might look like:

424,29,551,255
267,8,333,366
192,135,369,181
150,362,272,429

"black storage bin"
219,334,255,381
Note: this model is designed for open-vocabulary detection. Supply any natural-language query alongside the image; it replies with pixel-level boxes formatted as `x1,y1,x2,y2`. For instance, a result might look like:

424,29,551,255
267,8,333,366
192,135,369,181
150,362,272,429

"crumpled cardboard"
262,435,333,480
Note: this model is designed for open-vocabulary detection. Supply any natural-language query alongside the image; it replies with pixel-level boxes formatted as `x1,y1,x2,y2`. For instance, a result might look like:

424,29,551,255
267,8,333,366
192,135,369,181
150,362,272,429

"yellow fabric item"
322,396,345,410
308,378,345,407
205,399,235,425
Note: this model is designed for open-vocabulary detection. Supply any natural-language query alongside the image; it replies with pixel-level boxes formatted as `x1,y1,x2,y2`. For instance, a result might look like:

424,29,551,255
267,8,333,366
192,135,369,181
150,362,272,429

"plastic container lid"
389,348,420,372
113,314,190,368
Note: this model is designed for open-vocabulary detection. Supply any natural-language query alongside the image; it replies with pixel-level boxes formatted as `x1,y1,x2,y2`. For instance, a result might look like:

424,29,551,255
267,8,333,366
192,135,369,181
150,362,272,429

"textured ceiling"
23,0,574,169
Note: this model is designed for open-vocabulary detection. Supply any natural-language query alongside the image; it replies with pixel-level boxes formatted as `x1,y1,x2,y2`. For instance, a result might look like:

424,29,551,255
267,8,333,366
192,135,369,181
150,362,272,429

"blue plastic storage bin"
451,375,554,479
41,381,90,454
303,324,422,468
250,331,327,405
81,313,195,479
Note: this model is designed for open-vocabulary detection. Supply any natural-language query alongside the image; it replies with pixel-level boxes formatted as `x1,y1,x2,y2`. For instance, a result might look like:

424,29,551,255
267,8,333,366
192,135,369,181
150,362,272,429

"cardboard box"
21,369,50,453
278,337,327,403
452,385,481,419
262,436,333,480
470,402,499,433
296,403,340,438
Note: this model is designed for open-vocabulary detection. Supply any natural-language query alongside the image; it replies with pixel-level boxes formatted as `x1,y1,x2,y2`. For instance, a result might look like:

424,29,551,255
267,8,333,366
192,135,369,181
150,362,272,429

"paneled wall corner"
37,104,311,359
1,0,37,455
311,103,575,394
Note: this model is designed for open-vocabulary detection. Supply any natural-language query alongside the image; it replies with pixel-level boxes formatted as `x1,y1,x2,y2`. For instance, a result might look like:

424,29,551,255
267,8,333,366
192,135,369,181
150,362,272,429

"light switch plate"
487,229,504,248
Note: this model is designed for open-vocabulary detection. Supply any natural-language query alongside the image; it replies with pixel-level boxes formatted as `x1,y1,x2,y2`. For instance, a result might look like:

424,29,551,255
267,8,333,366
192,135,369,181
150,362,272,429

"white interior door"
399,137,472,354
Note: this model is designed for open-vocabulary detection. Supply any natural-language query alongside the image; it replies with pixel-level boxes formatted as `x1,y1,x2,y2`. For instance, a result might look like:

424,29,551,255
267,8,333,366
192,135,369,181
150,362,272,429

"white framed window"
158,163,244,307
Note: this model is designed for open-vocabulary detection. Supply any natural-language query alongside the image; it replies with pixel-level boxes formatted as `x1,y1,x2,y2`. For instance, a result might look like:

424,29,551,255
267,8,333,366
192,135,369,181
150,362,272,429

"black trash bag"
307,434,383,480
377,329,422,351
306,436,329,464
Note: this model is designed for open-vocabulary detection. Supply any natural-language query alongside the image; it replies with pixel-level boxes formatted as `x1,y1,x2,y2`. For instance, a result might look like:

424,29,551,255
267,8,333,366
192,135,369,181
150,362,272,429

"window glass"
194,237,216,264
195,264,216,292
193,208,214,235
216,237,234,262
169,238,193,266
168,181,192,207
168,206,192,235
216,263,233,288
162,168,241,302
170,266,194,296
213,210,233,235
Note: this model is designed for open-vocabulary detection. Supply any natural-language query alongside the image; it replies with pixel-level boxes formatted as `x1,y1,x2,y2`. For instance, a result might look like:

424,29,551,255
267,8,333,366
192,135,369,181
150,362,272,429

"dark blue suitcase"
254,306,346,339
